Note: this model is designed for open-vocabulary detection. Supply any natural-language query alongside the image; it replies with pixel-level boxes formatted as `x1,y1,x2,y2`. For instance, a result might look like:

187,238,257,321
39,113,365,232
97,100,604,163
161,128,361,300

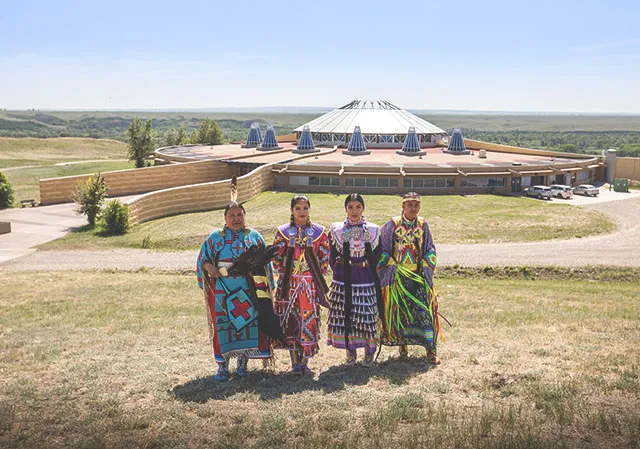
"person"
196,202,273,381
272,195,330,375
327,193,381,366
377,192,442,365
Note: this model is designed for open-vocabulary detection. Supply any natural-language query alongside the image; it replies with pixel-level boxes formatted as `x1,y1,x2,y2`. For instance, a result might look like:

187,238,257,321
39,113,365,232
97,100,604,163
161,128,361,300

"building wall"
615,157,640,181
127,165,274,224
40,160,239,205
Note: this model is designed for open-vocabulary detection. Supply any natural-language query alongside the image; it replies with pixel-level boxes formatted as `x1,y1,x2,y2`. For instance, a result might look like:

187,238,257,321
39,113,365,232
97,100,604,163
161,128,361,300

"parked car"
549,184,574,199
573,184,599,197
523,185,552,200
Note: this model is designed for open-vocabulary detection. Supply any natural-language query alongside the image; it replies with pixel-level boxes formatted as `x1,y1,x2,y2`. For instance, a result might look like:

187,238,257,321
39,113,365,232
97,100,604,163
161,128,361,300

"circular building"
155,100,605,197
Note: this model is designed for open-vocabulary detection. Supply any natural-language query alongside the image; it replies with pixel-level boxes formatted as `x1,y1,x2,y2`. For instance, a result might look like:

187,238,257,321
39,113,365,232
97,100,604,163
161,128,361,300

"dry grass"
0,270,638,448
0,137,130,204
40,191,615,251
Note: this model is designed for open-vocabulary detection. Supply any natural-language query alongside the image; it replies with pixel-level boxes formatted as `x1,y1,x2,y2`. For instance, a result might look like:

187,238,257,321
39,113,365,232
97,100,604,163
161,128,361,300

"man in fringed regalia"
196,202,282,380
377,192,442,365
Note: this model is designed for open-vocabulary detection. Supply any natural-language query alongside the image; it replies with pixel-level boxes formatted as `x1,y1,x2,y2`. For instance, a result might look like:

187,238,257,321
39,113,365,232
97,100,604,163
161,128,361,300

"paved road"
1,190,639,271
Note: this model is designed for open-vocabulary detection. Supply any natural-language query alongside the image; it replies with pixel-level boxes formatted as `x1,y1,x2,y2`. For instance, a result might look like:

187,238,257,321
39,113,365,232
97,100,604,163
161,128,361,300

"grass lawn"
41,191,616,251
0,137,131,205
0,137,127,167
3,160,135,204
0,270,638,448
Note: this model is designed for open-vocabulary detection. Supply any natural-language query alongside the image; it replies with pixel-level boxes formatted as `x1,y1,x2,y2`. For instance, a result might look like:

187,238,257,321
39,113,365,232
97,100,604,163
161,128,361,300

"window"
275,175,285,187
404,178,454,189
333,134,346,143
380,135,393,143
308,176,339,187
364,134,377,143
577,170,590,181
344,178,398,189
289,176,309,186
461,177,506,188
394,135,406,143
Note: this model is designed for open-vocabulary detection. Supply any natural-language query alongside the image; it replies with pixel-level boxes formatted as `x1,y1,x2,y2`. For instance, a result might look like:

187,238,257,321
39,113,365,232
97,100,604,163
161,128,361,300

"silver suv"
549,184,573,199
574,184,599,197
524,185,552,200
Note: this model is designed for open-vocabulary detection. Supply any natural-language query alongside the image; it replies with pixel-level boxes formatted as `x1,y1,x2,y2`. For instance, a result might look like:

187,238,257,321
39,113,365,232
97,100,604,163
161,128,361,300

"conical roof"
347,126,367,152
258,124,282,150
244,123,262,147
297,125,315,151
447,128,467,152
402,127,421,152
295,100,445,135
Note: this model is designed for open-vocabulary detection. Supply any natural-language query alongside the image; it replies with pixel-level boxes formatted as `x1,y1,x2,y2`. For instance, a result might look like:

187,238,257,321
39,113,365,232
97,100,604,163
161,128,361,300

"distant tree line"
461,129,640,157
0,113,291,143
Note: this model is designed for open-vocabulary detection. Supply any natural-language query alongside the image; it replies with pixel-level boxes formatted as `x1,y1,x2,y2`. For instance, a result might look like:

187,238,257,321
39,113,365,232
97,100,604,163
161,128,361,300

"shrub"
73,173,108,227
0,172,15,209
101,200,130,235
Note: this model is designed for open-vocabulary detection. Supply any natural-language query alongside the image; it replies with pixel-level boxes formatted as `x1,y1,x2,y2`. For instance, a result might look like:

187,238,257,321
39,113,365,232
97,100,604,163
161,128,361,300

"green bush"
101,200,130,235
73,173,108,227
0,172,15,209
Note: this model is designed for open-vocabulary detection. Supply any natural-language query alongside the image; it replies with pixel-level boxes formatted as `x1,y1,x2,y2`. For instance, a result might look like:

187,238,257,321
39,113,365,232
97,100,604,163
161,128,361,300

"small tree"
127,117,157,168
101,199,130,235
0,172,15,209
196,118,224,145
164,128,178,146
177,126,188,145
73,172,108,227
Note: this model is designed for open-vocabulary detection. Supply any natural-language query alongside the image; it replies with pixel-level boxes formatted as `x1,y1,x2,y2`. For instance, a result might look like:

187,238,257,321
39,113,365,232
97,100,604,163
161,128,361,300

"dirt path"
2,195,639,271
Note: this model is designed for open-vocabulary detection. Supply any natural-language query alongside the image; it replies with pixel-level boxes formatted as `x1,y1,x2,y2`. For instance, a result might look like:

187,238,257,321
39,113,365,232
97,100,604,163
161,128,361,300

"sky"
1,0,640,113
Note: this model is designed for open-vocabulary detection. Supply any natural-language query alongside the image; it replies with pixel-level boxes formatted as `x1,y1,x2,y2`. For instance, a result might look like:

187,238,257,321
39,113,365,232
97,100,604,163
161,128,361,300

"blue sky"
1,0,639,112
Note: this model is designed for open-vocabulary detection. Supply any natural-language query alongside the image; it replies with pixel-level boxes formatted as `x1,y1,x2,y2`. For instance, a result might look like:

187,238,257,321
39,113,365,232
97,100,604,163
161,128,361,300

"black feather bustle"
305,247,329,306
278,245,296,301
243,272,286,345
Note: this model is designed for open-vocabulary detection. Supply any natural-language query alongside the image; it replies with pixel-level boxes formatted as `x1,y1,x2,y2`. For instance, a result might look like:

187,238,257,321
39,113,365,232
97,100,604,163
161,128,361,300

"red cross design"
230,297,251,320
232,241,243,253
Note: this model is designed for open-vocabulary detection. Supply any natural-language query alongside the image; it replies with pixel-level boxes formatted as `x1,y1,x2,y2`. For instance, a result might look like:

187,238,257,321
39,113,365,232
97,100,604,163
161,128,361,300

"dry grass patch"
0,270,638,448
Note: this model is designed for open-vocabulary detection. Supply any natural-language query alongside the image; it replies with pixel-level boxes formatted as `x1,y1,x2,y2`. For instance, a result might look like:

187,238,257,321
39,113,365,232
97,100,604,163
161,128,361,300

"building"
155,100,604,195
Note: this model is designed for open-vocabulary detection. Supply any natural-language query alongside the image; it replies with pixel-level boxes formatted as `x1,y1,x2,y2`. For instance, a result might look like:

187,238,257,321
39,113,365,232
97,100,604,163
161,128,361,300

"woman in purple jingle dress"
326,194,382,365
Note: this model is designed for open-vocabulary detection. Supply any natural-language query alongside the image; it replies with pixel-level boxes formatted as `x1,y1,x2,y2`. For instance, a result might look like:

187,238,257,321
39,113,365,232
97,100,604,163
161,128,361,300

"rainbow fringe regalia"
377,216,441,351
196,227,273,364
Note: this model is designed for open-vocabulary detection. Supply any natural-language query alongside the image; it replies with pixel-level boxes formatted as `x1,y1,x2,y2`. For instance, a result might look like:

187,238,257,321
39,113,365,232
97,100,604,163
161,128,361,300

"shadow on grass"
171,356,433,403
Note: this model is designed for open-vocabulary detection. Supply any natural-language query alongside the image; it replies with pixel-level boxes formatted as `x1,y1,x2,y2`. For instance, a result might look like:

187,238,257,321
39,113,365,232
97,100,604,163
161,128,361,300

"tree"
73,172,108,227
0,172,15,209
194,118,224,145
127,117,157,168
177,126,188,145
164,128,178,146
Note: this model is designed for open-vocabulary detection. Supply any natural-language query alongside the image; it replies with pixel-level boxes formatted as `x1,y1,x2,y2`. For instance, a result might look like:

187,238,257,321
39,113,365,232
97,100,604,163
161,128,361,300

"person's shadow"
171,356,433,403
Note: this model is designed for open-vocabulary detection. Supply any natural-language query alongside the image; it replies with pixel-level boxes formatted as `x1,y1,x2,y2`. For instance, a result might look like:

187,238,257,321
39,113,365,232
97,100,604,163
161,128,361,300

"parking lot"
525,184,640,205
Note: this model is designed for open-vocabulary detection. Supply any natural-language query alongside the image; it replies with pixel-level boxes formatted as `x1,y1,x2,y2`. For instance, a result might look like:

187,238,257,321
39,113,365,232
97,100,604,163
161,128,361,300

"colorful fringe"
382,265,441,348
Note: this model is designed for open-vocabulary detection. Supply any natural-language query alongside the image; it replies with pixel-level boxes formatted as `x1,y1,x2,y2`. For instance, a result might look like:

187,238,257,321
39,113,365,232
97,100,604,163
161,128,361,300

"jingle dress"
326,219,381,354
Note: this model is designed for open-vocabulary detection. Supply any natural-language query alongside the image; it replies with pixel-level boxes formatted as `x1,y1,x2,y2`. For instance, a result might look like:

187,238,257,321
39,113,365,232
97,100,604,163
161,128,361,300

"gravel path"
2,194,639,271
